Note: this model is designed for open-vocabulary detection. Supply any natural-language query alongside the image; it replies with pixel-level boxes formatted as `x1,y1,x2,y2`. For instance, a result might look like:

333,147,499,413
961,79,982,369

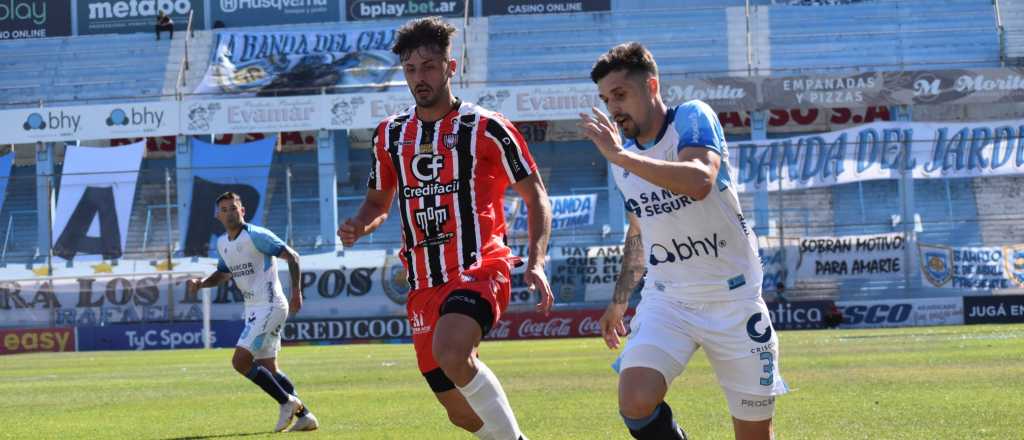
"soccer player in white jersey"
186,192,319,432
578,43,787,440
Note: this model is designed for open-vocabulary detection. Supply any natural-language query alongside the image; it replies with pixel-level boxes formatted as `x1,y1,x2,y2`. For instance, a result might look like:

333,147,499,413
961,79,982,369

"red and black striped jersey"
368,100,538,290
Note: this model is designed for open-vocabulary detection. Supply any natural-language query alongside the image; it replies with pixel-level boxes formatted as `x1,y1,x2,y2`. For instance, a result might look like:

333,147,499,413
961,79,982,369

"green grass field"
3,324,1023,439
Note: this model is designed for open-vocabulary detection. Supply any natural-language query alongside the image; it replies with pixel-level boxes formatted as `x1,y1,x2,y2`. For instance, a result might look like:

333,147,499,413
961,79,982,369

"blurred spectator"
156,10,174,40
774,282,789,304
213,20,226,29
824,302,843,329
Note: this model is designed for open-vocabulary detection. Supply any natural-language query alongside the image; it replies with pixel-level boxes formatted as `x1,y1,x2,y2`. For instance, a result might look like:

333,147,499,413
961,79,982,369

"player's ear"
447,58,457,80
647,75,660,98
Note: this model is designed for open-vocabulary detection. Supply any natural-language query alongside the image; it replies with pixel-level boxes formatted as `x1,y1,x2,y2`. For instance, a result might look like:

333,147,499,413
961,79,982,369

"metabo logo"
221,0,327,13
349,0,461,20
23,111,80,132
0,0,46,25
649,233,722,266
88,0,192,19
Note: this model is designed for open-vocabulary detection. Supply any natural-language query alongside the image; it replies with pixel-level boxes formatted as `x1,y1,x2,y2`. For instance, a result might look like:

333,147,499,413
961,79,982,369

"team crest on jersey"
443,133,458,150
918,243,953,288
1003,244,1024,288
414,205,453,247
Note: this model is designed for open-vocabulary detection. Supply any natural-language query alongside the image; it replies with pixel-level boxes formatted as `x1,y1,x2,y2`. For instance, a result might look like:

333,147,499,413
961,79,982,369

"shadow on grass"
157,431,269,440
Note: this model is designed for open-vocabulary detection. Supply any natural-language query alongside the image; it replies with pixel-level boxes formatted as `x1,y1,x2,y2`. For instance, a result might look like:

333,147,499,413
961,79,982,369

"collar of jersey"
414,98,463,125
630,106,675,151
228,223,250,242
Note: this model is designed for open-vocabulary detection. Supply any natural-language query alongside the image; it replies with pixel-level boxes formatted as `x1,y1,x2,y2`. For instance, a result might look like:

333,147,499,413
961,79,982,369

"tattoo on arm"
613,232,644,305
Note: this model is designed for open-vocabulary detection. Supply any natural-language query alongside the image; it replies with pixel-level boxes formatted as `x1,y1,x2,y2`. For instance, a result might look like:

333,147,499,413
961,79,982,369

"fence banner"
795,232,905,281
0,327,75,355
835,297,964,329
210,0,341,28
765,300,831,330
730,119,1024,192
283,316,411,344
77,0,205,36
344,0,468,21
52,142,145,260
482,0,610,16
963,294,1024,324
505,194,597,234
917,243,1024,290
194,29,400,95
76,321,243,351
0,0,71,40
485,308,635,341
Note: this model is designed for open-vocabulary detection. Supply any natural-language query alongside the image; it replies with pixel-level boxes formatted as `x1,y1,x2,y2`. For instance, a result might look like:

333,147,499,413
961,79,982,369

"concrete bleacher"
0,165,39,265
760,0,1001,74
1002,0,1024,64
0,33,172,108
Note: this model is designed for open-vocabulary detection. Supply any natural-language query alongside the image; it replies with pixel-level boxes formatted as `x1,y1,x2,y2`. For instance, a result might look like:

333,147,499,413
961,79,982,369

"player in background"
338,16,553,440
187,192,319,432
579,43,787,440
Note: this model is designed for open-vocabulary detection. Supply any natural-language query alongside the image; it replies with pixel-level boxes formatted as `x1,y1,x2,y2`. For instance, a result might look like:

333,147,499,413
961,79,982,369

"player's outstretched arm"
186,271,231,296
600,214,643,349
579,107,721,200
277,245,303,315
339,187,395,247
512,173,554,315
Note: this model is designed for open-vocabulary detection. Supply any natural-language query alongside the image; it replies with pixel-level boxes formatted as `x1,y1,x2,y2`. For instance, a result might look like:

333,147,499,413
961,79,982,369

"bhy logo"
649,233,722,266
106,106,165,127
23,111,80,132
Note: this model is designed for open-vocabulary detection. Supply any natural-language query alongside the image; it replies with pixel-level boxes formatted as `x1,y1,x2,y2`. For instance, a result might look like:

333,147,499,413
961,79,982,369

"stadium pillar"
175,135,192,253
751,111,770,237
892,106,921,291
607,162,625,239
319,130,340,249
35,142,55,263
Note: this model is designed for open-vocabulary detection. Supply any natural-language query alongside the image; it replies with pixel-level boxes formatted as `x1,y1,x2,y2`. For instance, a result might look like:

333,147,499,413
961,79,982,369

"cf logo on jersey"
412,154,444,181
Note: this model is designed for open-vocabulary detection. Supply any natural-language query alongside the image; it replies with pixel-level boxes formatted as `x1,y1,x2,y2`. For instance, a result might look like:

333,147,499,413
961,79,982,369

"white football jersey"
611,100,762,302
216,223,288,307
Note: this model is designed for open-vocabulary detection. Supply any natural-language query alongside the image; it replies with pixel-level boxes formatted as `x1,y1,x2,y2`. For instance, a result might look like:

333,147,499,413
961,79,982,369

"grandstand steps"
124,160,178,261
1002,0,1024,63
0,165,40,264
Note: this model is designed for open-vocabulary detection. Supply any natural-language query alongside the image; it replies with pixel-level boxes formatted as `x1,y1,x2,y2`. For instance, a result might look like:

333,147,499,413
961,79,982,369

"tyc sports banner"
195,29,401,95
52,142,145,260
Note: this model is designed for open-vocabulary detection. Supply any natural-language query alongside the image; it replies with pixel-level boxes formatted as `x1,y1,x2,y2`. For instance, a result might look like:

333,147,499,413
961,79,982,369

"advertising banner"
0,0,71,40
482,0,610,16
795,232,905,281
344,0,468,21
0,327,75,355
835,297,964,329
504,194,597,234
764,300,830,330
485,308,634,341
963,295,1024,324
77,0,204,35
0,101,179,144
76,321,243,351
210,0,340,27
283,315,411,343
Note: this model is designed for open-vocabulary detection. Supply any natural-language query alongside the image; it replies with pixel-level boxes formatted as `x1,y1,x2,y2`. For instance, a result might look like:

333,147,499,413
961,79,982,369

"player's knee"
619,389,662,419
231,353,253,375
433,344,472,373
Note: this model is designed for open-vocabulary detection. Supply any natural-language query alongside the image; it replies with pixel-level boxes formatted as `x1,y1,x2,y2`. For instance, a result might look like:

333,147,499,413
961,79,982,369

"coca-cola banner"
485,308,635,341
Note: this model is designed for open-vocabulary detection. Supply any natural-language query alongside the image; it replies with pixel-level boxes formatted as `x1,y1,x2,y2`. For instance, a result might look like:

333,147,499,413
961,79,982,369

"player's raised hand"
578,107,623,160
524,265,554,316
599,302,629,349
338,217,368,247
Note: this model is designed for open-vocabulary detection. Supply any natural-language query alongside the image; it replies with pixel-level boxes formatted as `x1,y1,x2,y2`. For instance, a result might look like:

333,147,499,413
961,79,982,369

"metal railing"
1,210,37,265
174,9,196,98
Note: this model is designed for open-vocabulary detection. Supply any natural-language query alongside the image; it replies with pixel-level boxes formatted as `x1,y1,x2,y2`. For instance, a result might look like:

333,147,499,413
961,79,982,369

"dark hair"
392,16,457,59
216,192,240,205
590,42,659,83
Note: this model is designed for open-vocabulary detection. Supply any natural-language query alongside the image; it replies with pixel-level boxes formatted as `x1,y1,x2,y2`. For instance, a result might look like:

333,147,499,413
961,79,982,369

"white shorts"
237,304,288,360
618,293,788,398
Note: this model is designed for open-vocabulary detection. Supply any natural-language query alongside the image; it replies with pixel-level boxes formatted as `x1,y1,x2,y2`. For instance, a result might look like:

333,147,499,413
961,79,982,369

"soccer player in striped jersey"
339,16,553,440
580,43,787,440
186,192,318,432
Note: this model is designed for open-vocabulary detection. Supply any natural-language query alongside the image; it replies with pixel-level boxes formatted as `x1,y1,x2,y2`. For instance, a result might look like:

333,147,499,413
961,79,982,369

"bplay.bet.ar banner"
195,29,400,95
731,119,1024,192
917,243,1024,290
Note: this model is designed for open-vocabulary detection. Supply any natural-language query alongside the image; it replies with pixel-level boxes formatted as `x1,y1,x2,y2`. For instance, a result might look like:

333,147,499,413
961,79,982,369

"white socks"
458,360,524,440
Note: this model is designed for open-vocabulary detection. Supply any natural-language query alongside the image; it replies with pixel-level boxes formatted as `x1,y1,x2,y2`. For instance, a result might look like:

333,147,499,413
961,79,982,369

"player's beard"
616,114,639,138
412,83,443,107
